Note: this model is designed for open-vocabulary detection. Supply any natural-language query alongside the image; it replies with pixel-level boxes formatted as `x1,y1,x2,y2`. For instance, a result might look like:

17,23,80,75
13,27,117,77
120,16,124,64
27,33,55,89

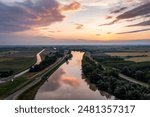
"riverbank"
83,53,150,100
0,49,45,99
35,51,113,100
17,56,69,100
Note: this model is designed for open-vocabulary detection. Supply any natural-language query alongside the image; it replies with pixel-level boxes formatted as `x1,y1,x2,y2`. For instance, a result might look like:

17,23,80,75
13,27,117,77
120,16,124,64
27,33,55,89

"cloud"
75,23,84,29
111,7,127,14
48,30,62,33
0,0,81,33
117,28,150,34
107,32,112,34
106,16,113,19
96,34,101,36
127,20,150,27
100,2,150,26
0,0,65,33
116,2,150,20
99,19,118,26
60,1,80,11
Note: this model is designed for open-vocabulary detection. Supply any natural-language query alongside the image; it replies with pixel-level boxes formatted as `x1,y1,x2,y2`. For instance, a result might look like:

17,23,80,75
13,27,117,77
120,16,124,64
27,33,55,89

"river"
35,51,115,100
35,49,45,65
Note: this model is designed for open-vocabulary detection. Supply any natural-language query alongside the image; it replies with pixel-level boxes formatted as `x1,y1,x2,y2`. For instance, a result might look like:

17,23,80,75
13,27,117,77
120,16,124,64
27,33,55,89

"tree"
122,66,130,75
145,73,150,83
135,70,144,81
114,86,127,99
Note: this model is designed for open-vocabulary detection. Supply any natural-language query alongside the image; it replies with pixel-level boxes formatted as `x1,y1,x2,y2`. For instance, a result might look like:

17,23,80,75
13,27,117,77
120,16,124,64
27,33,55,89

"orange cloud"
75,23,84,29
60,1,81,11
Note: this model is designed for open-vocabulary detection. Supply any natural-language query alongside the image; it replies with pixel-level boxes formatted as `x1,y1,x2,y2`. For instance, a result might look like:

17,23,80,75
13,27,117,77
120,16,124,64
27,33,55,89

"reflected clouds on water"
35,51,115,100
38,68,80,93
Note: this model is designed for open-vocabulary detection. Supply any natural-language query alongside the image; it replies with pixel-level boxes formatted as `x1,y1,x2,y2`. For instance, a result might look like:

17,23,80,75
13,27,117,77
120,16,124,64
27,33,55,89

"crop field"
105,52,150,57
125,56,150,62
0,57,35,74
0,51,37,58
0,58,14,62
0,49,38,75
105,52,150,62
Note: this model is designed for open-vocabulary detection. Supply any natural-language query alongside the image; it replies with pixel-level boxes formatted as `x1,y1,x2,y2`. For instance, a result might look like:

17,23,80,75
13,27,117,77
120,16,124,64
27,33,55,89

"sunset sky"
0,0,150,45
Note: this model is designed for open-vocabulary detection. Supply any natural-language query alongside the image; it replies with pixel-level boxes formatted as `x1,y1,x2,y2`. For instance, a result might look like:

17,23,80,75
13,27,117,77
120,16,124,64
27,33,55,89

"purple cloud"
0,0,80,33
0,0,66,33
117,28,150,34
111,7,127,14
127,20,150,27
100,2,150,26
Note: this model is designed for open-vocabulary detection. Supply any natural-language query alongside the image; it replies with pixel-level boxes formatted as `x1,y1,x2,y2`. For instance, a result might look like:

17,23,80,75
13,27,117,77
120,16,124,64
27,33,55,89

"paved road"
85,52,150,88
4,56,66,100
0,49,45,83
119,74,150,88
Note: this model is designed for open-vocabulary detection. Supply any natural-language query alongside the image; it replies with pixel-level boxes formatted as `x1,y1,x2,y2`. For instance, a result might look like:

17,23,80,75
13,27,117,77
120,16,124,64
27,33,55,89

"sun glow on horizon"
0,0,149,45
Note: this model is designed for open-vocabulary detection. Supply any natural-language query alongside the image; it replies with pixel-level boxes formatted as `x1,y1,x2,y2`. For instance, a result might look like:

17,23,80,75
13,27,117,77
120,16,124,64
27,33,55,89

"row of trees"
30,51,64,72
92,53,150,84
121,64,150,83
82,55,150,100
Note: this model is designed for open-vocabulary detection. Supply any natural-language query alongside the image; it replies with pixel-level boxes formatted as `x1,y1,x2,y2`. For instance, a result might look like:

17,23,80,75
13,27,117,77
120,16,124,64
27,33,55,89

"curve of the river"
35,51,115,100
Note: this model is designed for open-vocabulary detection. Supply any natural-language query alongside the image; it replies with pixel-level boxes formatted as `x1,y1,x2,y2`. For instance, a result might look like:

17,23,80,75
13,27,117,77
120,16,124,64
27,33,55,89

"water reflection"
35,51,115,100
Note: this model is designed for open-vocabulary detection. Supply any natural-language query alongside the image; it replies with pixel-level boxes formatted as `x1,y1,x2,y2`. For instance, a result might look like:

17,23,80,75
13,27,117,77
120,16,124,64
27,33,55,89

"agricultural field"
0,57,35,74
105,52,150,62
105,52,150,57
126,56,150,62
91,48,150,85
0,47,40,78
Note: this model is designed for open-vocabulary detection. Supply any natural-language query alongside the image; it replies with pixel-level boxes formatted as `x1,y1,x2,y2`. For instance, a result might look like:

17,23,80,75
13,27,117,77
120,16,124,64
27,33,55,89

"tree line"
82,55,150,100
30,51,64,72
92,54,150,84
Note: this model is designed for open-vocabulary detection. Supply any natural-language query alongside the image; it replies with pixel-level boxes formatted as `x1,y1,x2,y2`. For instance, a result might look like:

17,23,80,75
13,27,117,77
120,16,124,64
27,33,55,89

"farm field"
105,52,150,57
125,56,150,62
0,57,35,74
105,52,150,62
0,49,39,77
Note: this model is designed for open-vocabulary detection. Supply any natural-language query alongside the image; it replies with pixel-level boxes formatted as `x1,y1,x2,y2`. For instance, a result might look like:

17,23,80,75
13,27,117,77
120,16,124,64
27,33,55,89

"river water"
35,51,115,100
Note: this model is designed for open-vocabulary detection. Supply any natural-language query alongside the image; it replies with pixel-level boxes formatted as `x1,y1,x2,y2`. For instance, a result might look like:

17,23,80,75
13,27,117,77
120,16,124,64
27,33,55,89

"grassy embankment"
17,58,67,100
0,51,37,99
0,72,37,99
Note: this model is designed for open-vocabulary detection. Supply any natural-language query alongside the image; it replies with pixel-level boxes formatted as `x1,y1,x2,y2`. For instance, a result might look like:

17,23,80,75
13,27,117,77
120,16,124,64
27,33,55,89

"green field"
0,77,27,99
0,71,38,99
0,48,39,76
0,57,35,74
0,57,14,62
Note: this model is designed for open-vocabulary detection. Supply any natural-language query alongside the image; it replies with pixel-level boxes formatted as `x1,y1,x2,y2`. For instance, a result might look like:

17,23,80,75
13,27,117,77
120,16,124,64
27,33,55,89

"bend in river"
35,51,115,100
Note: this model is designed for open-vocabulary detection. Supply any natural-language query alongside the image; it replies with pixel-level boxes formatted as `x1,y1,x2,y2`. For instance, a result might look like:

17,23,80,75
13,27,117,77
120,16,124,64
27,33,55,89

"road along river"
35,51,115,100
0,49,45,83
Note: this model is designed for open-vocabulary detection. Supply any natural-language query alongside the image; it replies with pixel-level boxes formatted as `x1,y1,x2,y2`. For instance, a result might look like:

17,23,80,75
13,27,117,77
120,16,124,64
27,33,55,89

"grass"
0,57,35,74
18,80,45,100
0,72,38,99
0,57,14,62
17,58,66,100
105,52,150,62
105,52,150,57
125,56,150,62
0,78,27,99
